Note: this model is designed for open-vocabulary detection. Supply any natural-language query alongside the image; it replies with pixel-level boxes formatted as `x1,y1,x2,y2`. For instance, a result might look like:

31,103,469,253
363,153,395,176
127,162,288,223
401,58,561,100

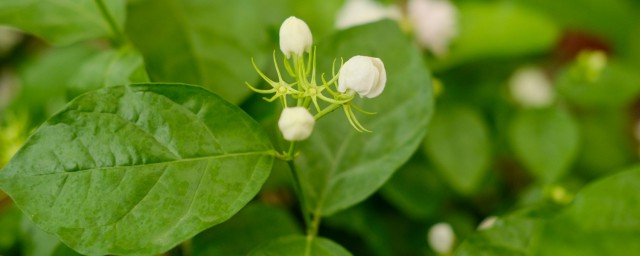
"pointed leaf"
508,107,579,182
0,83,274,255
423,105,491,195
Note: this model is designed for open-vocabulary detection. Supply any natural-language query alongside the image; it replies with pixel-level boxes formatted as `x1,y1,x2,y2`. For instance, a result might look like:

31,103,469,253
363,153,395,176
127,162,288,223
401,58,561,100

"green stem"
314,103,342,120
285,142,312,232
94,0,126,46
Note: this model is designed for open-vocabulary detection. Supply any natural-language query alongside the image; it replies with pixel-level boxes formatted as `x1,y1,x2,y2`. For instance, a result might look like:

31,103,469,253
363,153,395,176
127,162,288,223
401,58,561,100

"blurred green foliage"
1,0,640,255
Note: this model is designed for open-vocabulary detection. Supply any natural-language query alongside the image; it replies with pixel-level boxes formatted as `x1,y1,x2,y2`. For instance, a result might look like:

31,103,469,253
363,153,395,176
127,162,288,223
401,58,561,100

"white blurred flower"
278,107,315,141
279,16,313,58
477,216,498,230
335,0,401,29
338,55,387,98
407,0,458,57
428,222,455,254
509,66,554,108
0,26,23,57
634,120,640,143
0,68,19,109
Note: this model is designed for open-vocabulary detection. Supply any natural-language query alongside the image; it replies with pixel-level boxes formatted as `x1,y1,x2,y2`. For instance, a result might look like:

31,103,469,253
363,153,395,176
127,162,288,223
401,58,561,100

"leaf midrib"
11,150,274,178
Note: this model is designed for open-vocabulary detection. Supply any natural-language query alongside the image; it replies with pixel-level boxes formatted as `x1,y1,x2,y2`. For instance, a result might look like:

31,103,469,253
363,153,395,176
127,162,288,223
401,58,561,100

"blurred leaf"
0,84,274,255
192,203,301,256
291,0,343,38
381,156,450,220
508,107,579,183
125,0,289,103
536,165,640,255
296,21,433,216
325,203,394,256
423,105,491,195
13,44,100,122
249,236,351,256
575,110,635,178
21,217,80,256
520,0,635,49
0,0,125,45
440,1,559,68
0,204,21,253
557,60,640,108
456,215,541,256
68,45,148,97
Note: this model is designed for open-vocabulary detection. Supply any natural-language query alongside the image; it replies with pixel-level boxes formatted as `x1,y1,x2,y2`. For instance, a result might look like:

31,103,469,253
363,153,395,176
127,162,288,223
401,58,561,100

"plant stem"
94,0,126,46
285,142,312,232
314,103,342,120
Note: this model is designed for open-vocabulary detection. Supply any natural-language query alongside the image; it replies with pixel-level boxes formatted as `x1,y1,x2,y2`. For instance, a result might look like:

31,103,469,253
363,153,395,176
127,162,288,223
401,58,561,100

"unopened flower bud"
279,16,313,58
335,0,402,29
509,66,554,108
477,216,498,230
408,0,458,57
278,107,315,141
428,222,455,254
338,56,387,98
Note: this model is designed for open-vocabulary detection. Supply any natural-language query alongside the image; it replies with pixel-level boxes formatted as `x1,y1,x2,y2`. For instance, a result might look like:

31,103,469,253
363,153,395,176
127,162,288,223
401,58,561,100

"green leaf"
68,45,149,97
439,2,559,68
0,0,125,45
423,105,491,195
456,215,542,256
249,236,352,256
508,107,579,183
125,0,288,103
296,21,433,216
381,156,450,220
536,165,640,255
12,44,100,122
575,110,635,178
0,83,274,255
192,203,301,256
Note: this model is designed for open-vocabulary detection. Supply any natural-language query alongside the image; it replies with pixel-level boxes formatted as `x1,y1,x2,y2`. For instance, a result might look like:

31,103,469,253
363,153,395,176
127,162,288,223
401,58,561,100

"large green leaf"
438,1,559,68
125,0,288,103
295,21,433,216
0,0,125,45
249,236,351,256
423,105,491,195
192,203,301,256
68,45,149,97
0,83,274,255
536,165,640,255
508,107,579,183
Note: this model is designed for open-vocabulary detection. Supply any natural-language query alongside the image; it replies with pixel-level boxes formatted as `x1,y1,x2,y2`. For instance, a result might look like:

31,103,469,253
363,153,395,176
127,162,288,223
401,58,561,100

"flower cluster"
246,16,387,141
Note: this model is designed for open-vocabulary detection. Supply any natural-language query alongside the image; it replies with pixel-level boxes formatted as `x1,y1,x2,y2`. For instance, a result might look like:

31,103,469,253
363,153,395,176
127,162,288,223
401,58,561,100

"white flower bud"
279,16,313,58
428,222,455,254
407,0,458,57
509,66,554,108
278,107,315,141
338,56,387,98
335,0,402,29
477,216,498,230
